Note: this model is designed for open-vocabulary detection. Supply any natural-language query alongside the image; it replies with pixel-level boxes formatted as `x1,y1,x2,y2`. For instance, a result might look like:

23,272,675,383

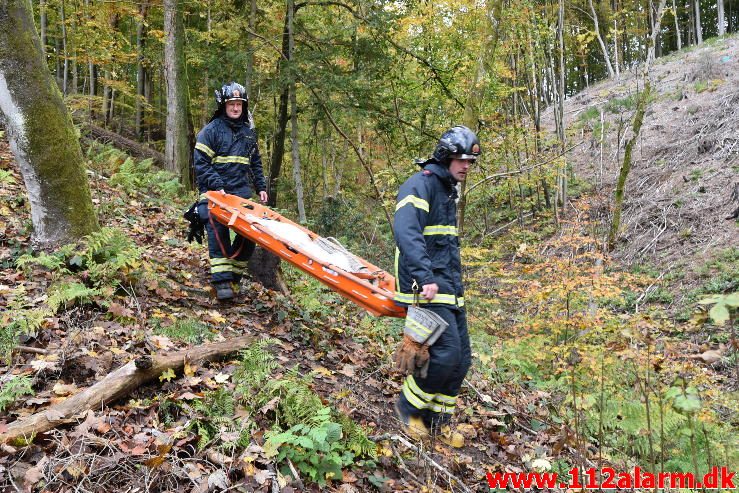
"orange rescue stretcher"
206,191,407,318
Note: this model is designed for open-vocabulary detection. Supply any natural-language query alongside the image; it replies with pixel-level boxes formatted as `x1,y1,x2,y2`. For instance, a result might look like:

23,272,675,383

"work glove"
183,202,205,244
394,306,449,379
393,335,431,378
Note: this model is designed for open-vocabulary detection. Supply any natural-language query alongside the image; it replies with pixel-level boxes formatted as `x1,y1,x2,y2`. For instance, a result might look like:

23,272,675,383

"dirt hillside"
549,34,738,272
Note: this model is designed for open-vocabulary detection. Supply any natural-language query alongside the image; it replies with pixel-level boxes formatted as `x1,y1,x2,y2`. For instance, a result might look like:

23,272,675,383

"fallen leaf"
208,470,229,489
30,359,60,372
150,335,174,350
52,382,79,396
159,368,176,382
254,469,272,485
108,302,134,319
24,465,44,486
313,366,333,377
208,310,226,324
260,397,280,414
214,373,230,383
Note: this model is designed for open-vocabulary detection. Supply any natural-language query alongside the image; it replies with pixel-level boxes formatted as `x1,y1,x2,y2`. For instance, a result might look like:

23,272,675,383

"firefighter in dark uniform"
392,125,480,447
193,82,268,301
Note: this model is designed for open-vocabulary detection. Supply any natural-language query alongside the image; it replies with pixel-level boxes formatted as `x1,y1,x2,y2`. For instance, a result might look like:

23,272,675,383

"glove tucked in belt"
393,306,448,379
183,201,205,244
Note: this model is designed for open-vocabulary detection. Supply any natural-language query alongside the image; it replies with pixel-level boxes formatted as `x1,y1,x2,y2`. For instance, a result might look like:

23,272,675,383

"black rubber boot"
214,282,234,301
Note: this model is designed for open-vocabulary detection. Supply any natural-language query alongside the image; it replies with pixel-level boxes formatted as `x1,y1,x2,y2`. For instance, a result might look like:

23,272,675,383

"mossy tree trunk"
607,81,650,251
164,0,192,188
0,0,99,247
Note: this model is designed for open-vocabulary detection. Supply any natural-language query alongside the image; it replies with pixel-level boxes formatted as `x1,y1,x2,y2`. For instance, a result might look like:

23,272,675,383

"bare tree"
608,0,667,250
672,0,683,50
288,0,306,222
694,0,703,43
0,0,98,247
135,0,150,139
717,0,726,35
588,0,616,78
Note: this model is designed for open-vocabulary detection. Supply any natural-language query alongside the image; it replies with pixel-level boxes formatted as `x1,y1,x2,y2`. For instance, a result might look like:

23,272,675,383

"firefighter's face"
449,158,475,181
225,100,243,119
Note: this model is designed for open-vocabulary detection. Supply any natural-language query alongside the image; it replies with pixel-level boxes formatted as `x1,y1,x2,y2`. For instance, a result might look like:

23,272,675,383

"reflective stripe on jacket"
193,117,266,198
393,162,464,308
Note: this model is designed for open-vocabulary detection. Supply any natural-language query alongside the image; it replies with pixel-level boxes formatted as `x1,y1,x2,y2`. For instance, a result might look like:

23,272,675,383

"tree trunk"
287,0,306,223
39,0,47,57
557,0,567,211
589,0,616,77
135,1,149,139
0,0,99,247
0,335,257,444
614,19,620,78
70,0,77,94
268,8,291,207
164,0,192,188
694,0,703,43
717,0,725,35
608,82,649,251
60,0,68,95
673,0,683,50
245,0,257,95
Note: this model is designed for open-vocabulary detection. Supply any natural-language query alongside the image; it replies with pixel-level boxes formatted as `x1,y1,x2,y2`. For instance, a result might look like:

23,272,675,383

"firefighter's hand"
421,283,438,300
259,191,268,203
393,335,430,376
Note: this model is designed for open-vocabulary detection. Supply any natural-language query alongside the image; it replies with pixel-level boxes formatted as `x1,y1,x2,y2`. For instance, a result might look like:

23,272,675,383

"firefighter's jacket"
393,162,464,308
193,116,266,199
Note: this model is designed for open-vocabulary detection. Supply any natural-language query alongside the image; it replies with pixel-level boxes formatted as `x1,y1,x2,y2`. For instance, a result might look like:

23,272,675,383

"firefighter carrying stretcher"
193,82,269,301
392,125,481,448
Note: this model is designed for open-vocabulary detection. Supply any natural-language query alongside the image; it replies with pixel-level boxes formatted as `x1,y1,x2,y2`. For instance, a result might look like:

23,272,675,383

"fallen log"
77,121,165,166
0,334,256,444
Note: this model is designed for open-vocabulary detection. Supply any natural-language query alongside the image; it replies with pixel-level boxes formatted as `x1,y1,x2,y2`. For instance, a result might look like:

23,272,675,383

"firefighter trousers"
396,305,471,429
198,202,256,284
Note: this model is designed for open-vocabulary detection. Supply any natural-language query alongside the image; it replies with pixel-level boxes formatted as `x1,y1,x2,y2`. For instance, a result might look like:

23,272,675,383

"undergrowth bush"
157,340,376,486
3,227,148,361
467,233,738,476
86,143,184,201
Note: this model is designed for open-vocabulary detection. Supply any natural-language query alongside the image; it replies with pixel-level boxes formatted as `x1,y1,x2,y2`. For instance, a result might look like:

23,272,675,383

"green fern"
0,289,53,362
47,282,101,312
0,169,17,185
82,227,143,285
15,251,68,274
0,375,34,412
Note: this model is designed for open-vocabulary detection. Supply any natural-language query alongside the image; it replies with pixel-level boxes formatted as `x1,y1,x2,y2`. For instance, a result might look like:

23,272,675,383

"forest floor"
1,36,738,493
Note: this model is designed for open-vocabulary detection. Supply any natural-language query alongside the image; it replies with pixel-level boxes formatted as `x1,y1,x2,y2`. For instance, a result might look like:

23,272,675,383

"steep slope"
550,35,738,270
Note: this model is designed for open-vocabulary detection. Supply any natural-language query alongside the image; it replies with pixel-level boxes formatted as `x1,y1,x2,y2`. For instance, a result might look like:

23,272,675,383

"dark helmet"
432,125,481,164
214,82,248,108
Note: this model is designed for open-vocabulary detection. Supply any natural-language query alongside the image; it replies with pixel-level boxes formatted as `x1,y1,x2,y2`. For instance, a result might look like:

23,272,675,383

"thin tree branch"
465,143,582,196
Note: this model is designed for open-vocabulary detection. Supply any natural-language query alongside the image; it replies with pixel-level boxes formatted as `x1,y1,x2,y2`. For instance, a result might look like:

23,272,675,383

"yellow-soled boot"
394,402,430,440
436,425,464,448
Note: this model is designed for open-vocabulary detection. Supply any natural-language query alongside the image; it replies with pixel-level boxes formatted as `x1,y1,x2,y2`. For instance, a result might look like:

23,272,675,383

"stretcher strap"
209,213,245,260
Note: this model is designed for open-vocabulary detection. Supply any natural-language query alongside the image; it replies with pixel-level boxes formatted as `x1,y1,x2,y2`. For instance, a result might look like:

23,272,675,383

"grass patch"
153,318,215,344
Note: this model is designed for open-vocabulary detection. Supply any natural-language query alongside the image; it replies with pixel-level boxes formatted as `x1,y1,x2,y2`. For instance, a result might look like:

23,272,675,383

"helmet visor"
451,153,478,160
